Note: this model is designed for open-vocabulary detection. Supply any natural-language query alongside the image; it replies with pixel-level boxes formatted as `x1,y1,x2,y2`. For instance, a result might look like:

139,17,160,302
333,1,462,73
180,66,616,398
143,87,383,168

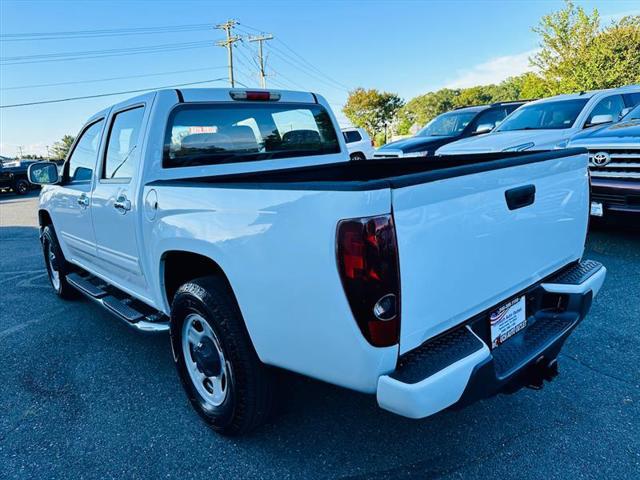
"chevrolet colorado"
28,88,606,435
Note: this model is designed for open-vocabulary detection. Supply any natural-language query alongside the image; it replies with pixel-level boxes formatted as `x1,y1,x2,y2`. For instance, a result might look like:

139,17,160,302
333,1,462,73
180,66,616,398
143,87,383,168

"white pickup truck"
28,88,606,435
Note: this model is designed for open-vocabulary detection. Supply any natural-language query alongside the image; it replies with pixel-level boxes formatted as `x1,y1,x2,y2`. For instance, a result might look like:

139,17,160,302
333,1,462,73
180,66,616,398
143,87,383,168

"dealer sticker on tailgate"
490,296,527,348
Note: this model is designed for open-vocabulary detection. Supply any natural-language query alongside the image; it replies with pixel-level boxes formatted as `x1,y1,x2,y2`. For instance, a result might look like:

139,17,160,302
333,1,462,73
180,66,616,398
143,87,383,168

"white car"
28,88,604,435
437,85,640,155
342,127,375,160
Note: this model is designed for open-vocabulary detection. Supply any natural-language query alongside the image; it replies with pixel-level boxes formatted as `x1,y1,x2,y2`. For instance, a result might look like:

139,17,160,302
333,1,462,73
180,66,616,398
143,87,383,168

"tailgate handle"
505,184,536,210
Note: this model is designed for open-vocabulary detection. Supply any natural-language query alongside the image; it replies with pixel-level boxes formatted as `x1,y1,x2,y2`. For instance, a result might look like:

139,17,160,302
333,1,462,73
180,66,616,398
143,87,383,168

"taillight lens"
336,214,401,347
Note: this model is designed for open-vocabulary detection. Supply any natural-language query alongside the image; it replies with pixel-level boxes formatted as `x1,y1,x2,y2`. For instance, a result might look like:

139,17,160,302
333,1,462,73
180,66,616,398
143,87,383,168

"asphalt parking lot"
0,191,638,480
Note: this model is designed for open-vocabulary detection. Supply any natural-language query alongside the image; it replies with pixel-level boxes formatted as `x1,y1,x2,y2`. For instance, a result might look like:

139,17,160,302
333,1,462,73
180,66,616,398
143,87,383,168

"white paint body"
38,88,600,418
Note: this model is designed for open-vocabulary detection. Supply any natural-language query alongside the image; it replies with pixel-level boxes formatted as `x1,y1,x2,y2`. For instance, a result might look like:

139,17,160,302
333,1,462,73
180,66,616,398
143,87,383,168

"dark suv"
0,157,37,195
374,101,527,159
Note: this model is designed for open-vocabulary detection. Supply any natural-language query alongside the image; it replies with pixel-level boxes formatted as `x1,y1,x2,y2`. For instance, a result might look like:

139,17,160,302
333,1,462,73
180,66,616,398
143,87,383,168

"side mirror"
473,123,494,135
28,161,60,185
588,114,614,127
619,107,632,120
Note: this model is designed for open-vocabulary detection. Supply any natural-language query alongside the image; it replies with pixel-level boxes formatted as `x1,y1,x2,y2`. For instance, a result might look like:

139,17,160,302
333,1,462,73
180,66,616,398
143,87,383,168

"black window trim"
63,117,106,186
99,103,146,184
162,101,341,169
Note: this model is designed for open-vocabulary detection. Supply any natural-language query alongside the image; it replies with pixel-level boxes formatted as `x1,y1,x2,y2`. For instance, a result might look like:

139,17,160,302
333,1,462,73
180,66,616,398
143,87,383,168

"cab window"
164,103,340,168
585,95,624,127
66,119,104,183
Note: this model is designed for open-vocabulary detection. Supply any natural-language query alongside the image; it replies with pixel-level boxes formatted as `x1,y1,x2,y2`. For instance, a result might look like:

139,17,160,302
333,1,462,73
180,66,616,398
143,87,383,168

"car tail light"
336,214,400,347
229,90,281,101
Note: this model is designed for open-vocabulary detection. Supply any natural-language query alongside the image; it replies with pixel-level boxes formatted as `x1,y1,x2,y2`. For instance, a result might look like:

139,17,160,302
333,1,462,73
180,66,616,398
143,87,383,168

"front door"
90,102,148,293
51,118,106,265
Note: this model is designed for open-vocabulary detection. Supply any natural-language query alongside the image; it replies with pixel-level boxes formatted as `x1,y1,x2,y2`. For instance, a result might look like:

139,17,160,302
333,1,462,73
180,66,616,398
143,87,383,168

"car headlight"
2,161,20,168
554,140,569,149
406,150,430,157
502,142,535,152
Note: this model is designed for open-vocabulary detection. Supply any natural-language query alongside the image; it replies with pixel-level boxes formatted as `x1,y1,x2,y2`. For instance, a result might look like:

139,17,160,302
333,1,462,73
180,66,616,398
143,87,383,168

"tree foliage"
342,88,404,140
532,1,640,93
50,135,75,160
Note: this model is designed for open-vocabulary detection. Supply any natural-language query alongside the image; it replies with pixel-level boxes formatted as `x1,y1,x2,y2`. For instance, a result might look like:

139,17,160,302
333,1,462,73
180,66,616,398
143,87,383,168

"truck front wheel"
170,276,274,435
41,225,77,299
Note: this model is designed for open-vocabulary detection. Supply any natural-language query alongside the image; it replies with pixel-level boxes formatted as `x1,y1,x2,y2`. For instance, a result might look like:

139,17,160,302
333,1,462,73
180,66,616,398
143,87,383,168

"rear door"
391,152,589,354
91,98,150,293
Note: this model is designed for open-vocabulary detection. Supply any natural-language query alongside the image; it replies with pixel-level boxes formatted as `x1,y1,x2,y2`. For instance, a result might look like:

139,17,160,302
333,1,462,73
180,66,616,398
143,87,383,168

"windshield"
497,98,589,131
624,104,640,121
416,111,477,137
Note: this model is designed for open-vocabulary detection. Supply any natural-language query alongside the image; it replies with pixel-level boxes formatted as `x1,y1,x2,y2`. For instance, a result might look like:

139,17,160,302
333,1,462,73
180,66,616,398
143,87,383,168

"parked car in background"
342,127,375,160
373,101,525,159
0,156,36,195
436,85,640,155
569,104,640,221
28,88,605,435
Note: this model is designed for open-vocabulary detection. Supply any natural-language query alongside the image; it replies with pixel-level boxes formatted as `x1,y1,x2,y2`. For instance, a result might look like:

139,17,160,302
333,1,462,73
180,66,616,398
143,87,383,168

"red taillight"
337,214,400,347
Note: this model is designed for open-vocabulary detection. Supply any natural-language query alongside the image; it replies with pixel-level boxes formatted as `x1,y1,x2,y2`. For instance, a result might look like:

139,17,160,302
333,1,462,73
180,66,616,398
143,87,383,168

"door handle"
505,184,536,210
114,194,131,214
77,194,90,208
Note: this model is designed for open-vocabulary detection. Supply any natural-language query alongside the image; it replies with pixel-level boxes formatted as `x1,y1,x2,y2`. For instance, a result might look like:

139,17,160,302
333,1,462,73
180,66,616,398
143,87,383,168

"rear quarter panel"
143,183,398,393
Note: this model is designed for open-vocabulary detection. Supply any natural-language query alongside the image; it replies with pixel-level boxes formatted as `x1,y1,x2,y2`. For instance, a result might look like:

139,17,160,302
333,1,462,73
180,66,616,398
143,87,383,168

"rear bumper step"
67,272,169,334
376,259,606,419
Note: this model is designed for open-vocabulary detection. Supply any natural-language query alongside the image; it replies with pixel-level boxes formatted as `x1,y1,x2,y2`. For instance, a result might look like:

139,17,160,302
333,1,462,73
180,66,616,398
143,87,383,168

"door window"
66,119,104,183
585,95,624,127
103,106,145,180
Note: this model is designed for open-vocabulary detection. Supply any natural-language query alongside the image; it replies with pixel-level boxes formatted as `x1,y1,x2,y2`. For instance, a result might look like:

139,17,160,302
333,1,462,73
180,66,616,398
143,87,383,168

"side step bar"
66,273,169,334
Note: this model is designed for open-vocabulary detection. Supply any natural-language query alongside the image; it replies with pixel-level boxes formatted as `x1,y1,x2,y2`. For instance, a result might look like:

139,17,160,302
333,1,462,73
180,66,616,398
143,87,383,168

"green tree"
531,1,640,93
342,88,404,143
50,135,75,160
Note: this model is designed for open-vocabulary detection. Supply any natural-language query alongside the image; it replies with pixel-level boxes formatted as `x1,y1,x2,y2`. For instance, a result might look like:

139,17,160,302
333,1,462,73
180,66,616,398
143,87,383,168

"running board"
67,272,169,334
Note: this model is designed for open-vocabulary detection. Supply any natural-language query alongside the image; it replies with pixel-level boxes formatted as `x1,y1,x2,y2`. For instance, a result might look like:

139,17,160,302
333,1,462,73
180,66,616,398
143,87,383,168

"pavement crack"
560,352,638,387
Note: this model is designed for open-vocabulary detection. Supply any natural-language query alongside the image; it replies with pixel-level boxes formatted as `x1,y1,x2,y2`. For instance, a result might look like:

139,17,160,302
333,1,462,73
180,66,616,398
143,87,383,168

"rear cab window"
343,130,362,143
164,103,340,168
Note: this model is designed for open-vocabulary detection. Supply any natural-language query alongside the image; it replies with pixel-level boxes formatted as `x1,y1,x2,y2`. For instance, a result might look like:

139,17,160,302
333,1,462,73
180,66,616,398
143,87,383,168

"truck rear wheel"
170,276,274,435
41,225,77,299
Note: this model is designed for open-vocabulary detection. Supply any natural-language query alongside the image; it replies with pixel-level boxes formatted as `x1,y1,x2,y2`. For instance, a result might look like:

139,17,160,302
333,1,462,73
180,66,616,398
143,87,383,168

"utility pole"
17,146,24,159
215,20,241,87
248,34,273,88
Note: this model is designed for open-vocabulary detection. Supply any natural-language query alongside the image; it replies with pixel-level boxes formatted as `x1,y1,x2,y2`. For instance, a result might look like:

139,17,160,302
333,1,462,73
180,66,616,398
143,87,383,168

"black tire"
41,225,78,299
350,152,366,161
170,276,274,435
14,179,29,195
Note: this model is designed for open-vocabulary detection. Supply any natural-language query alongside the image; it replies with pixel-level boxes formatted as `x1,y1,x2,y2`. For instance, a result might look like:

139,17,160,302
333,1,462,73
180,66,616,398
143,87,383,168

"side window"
623,92,640,108
103,106,145,180
344,130,362,143
471,108,507,132
585,95,624,127
67,119,104,183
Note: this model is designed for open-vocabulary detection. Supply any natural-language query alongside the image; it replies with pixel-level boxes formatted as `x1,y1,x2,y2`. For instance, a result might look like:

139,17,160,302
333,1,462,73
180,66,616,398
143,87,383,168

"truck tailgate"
392,152,589,354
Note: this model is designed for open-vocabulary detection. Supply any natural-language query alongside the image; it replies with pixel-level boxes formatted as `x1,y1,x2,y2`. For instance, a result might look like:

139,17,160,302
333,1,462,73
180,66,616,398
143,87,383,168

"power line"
238,23,350,91
0,23,212,41
1,67,225,91
0,78,227,109
1,40,212,65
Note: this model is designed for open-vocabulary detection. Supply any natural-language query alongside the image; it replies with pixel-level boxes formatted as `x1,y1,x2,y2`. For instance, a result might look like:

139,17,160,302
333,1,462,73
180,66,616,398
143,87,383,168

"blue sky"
1,0,638,157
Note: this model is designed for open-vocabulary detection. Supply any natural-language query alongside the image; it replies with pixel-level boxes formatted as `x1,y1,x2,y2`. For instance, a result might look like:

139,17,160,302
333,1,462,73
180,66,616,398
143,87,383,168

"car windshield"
623,104,640,121
497,98,589,131
416,111,477,137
